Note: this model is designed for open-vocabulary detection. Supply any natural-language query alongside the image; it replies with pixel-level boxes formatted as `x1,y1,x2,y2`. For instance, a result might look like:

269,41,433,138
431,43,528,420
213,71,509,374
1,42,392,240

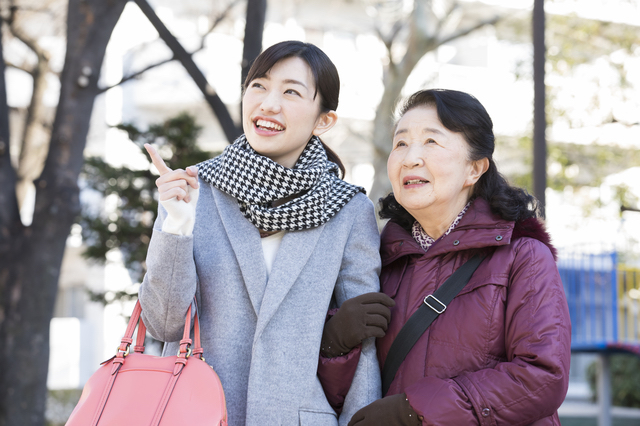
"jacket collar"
380,198,514,266
211,186,325,344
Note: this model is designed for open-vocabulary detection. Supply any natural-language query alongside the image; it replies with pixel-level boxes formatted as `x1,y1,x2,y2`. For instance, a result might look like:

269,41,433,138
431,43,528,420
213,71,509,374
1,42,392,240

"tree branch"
438,14,501,46
98,0,241,95
5,16,50,64
98,56,175,94
133,0,240,142
4,59,32,75
200,0,242,49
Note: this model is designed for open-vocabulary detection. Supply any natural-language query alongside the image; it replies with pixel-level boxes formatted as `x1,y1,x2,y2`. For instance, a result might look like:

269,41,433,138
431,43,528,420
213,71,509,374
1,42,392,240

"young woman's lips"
253,118,285,135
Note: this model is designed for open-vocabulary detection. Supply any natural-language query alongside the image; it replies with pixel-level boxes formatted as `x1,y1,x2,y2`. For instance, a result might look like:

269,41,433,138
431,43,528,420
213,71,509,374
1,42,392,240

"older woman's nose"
402,146,425,168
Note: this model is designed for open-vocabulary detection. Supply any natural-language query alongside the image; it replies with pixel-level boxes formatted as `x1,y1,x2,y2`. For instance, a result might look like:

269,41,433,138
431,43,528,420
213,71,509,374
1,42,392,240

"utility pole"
533,0,547,218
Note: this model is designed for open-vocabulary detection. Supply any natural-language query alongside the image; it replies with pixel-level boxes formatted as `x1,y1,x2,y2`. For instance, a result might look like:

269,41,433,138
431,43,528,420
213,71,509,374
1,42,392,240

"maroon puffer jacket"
378,198,571,426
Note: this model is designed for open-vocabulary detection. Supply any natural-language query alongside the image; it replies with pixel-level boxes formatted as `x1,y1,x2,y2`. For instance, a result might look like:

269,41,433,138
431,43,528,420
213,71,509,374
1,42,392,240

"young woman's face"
242,56,336,168
387,105,481,223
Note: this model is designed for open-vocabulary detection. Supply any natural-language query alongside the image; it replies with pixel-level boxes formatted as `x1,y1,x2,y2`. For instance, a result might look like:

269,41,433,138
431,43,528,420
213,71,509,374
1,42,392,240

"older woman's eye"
394,141,407,148
426,138,436,144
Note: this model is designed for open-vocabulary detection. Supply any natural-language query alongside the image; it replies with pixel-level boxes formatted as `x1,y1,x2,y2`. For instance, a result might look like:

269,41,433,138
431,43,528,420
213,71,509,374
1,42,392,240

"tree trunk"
241,0,266,83
368,17,437,202
367,1,501,204
0,1,128,424
240,0,266,118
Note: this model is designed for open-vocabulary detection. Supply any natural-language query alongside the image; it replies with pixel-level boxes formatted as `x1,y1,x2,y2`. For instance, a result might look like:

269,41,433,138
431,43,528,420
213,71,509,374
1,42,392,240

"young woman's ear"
312,111,338,137
465,157,490,187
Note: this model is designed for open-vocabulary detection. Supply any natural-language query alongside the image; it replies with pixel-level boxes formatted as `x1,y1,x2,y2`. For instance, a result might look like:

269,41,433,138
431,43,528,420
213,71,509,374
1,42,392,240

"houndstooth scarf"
197,135,364,232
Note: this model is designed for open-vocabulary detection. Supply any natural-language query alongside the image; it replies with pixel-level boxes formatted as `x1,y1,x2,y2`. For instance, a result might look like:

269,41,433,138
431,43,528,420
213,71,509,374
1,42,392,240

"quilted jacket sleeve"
318,342,362,414
404,238,571,425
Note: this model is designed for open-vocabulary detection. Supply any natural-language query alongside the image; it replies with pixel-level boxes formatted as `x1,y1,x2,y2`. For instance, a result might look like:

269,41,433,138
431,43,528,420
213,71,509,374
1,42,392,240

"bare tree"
0,1,129,424
368,0,500,202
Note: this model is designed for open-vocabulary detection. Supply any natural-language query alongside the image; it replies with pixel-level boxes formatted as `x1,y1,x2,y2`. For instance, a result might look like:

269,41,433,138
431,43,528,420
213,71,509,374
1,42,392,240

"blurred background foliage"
587,354,640,408
77,112,215,303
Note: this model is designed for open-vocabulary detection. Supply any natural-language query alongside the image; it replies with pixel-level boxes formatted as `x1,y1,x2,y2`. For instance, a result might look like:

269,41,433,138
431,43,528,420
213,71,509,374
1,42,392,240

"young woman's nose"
260,91,282,114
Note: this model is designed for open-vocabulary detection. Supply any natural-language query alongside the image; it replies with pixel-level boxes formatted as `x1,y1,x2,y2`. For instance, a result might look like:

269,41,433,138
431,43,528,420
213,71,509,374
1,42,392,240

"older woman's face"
387,105,478,220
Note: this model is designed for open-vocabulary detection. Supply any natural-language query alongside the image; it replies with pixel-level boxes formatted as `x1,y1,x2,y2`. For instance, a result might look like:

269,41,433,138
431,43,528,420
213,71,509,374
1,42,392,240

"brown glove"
347,393,422,426
321,292,395,358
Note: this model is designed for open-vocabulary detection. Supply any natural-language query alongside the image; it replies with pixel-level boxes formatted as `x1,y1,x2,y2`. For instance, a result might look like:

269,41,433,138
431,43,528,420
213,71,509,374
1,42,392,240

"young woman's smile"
242,56,336,168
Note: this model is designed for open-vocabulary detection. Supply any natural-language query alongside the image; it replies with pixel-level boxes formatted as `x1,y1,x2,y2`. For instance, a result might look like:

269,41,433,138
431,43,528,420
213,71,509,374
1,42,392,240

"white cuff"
160,185,199,236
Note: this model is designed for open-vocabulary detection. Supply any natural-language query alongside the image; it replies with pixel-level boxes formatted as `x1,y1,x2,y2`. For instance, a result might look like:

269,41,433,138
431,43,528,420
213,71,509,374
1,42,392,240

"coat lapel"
253,223,325,343
212,188,267,315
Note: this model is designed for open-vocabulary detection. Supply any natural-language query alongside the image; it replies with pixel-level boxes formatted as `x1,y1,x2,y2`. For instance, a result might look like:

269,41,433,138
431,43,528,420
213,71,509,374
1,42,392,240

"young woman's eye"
285,89,301,96
251,82,265,89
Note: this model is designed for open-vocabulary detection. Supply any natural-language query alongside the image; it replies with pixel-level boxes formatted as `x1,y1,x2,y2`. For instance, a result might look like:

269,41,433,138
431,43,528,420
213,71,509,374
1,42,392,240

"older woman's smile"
403,175,430,187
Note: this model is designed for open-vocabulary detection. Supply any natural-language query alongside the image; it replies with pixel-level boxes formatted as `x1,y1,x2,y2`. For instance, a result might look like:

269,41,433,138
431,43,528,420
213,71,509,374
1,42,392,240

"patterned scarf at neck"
197,134,364,232
411,202,471,252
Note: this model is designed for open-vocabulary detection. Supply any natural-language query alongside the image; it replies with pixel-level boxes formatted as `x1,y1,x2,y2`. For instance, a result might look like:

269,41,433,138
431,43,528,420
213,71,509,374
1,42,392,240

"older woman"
348,89,571,425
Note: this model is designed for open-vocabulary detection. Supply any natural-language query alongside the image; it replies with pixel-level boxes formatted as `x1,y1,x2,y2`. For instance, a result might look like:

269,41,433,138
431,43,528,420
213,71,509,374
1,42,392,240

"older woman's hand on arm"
145,143,199,236
347,393,421,426
320,292,395,358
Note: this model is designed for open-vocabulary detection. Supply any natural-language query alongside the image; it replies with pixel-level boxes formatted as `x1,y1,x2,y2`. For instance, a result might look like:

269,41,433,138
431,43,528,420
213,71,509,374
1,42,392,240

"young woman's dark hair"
379,89,539,230
243,40,346,177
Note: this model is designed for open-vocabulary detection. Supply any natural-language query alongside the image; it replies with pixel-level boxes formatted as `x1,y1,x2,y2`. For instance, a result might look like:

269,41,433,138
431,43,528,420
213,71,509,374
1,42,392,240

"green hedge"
587,354,640,408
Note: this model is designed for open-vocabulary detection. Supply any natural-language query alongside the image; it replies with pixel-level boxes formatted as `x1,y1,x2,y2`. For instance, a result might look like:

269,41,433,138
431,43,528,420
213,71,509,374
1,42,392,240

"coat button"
482,408,490,417
453,240,460,246
495,235,503,241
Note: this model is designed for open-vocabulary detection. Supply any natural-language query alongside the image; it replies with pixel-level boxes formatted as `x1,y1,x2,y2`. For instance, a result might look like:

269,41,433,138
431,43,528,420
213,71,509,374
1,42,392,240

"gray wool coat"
139,182,382,426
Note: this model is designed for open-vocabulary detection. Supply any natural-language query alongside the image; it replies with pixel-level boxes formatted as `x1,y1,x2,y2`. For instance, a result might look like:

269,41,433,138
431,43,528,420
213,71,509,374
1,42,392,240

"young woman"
139,40,392,426
347,89,571,425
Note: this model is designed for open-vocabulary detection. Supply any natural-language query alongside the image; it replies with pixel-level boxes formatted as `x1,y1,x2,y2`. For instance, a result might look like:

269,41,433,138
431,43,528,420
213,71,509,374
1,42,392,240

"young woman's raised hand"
145,143,199,236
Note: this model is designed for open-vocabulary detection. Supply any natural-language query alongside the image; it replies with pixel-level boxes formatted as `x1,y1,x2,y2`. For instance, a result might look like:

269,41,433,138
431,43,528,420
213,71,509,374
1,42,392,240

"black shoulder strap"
381,253,486,396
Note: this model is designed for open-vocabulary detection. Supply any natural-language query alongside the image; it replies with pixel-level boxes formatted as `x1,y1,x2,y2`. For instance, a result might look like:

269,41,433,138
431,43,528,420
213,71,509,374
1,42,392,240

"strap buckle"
423,294,446,314
177,347,192,358
116,345,130,357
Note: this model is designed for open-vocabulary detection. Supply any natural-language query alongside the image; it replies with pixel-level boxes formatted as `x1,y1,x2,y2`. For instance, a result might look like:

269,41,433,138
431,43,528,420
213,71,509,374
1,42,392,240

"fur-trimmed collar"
512,217,558,261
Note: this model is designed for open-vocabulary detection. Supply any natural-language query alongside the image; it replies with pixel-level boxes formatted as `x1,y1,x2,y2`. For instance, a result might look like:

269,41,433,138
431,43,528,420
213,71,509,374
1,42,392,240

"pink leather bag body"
66,300,227,426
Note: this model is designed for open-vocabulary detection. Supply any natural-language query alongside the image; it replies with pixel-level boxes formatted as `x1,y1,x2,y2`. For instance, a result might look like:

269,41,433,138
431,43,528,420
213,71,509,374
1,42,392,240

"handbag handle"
115,299,204,362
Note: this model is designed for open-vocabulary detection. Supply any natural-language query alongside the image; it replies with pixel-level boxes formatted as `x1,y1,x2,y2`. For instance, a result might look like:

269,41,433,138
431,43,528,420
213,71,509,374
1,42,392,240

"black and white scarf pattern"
198,135,364,232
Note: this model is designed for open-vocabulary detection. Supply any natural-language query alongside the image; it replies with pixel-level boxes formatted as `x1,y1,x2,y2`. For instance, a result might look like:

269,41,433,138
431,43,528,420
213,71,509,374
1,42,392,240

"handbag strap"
91,299,205,426
117,298,203,360
381,253,486,396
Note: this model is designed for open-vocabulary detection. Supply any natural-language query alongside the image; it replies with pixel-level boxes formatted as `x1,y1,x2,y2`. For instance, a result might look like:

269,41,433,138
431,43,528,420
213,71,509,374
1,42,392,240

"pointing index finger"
144,143,172,175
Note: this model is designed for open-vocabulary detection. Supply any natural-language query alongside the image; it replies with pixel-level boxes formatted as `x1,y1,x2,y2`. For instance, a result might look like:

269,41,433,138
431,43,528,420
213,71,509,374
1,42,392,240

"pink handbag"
66,300,227,426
